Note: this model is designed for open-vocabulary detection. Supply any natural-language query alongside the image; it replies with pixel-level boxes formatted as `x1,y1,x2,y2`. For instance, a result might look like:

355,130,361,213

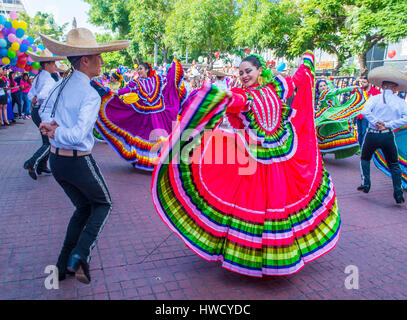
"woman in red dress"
152,52,341,277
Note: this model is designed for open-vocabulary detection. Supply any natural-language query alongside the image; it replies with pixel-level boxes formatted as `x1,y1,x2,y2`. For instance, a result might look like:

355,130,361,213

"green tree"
287,0,351,74
19,12,67,44
345,0,407,75
128,0,175,65
165,0,236,69
84,0,139,64
234,0,301,59
84,0,131,37
288,0,407,75
95,33,133,70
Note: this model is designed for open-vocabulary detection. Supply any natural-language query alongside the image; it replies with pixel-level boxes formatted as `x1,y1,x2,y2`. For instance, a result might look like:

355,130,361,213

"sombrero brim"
40,33,131,57
57,65,70,73
26,50,66,62
368,66,407,91
209,70,231,77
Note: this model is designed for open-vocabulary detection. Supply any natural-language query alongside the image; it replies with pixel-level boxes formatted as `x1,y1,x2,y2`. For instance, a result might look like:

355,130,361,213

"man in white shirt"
23,50,66,180
38,28,130,284
358,70,407,204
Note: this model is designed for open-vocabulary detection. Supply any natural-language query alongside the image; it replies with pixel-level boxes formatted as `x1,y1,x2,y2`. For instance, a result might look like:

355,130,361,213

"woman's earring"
258,75,263,86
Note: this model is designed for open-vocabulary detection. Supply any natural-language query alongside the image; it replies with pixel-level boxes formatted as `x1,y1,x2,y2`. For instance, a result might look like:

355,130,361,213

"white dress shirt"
361,89,407,130
214,79,228,91
27,70,58,106
40,70,101,152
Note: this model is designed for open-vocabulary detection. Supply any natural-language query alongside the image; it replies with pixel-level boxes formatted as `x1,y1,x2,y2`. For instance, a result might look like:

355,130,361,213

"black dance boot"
357,159,371,193
389,162,405,204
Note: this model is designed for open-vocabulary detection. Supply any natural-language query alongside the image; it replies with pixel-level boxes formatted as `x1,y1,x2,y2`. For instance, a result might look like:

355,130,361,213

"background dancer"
315,79,366,159
357,66,407,204
93,59,188,171
24,49,66,180
356,76,381,146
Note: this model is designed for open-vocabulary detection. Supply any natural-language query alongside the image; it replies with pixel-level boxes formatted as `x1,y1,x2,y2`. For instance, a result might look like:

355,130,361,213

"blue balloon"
16,28,24,38
0,39,6,48
0,15,6,25
276,62,286,72
19,43,28,53
4,21,11,29
38,44,45,51
0,48,8,57
26,37,34,45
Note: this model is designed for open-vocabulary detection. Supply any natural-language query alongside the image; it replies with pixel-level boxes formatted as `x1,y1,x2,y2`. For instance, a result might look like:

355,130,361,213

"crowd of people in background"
0,67,34,127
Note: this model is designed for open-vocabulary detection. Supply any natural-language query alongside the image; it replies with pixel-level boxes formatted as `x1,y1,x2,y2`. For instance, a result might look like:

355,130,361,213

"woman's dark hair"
22,73,29,81
241,55,262,69
140,62,154,77
240,54,273,85
8,71,15,82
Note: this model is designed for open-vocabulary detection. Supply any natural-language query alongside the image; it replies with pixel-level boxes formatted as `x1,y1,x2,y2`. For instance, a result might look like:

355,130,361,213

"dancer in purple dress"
93,59,187,171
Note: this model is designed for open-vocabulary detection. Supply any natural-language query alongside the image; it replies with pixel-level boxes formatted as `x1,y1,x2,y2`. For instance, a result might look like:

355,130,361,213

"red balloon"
215,51,220,58
388,49,396,59
24,65,32,72
245,47,250,55
18,56,27,64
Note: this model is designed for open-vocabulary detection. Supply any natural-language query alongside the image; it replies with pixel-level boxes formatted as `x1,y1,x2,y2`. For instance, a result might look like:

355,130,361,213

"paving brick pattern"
0,120,406,300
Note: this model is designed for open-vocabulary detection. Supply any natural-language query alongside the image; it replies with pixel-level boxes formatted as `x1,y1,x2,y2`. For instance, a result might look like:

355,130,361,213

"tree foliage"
234,0,301,59
19,12,67,44
165,0,236,68
64,0,407,74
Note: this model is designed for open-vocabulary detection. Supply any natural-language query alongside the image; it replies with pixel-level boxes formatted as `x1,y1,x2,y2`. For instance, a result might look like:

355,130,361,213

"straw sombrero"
368,66,407,91
56,62,69,73
26,48,66,62
40,28,130,57
209,69,231,77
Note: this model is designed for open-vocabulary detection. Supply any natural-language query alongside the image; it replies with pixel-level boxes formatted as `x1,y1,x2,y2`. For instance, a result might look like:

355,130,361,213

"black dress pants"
11,92,22,116
24,106,50,171
50,152,112,271
360,130,402,197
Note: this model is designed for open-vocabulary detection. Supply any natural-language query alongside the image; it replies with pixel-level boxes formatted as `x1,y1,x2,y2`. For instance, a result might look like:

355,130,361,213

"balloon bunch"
0,11,43,74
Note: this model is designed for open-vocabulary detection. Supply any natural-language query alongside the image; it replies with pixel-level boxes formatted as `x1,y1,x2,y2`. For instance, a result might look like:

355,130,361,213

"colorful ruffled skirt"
373,125,407,190
315,89,368,159
93,60,186,171
152,60,341,277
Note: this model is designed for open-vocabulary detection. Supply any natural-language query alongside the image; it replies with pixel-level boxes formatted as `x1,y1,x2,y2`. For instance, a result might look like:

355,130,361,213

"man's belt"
50,146,91,157
367,128,392,134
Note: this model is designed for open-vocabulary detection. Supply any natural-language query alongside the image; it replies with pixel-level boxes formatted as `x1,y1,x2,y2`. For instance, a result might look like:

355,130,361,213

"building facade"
0,0,26,16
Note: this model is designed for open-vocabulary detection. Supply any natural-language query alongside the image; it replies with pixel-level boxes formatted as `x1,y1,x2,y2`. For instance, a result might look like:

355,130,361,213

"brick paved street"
1,119,406,300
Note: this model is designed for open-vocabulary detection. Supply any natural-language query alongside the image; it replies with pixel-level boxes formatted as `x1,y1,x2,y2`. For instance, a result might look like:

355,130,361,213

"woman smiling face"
318,81,328,92
239,61,262,88
137,64,149,78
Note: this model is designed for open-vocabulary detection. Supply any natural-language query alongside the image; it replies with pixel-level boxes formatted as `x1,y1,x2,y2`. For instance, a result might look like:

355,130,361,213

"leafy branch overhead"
24,0,407,74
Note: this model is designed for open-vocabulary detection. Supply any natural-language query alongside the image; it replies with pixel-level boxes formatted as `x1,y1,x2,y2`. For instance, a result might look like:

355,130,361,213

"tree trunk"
333,59,343,76
359,53,368,77
154,40,158,67
163,47,168,64
208,37,213,70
